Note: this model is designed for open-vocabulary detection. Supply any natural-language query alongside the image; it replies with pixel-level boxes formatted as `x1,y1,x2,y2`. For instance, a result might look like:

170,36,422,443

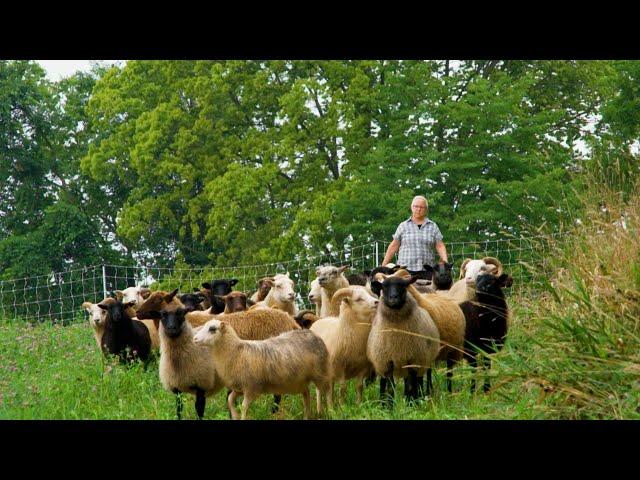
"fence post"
102,265,108,299
375,241,379,266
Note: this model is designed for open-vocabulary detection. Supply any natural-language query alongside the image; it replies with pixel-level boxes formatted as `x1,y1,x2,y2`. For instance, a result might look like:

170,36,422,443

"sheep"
193,319,332,420
158,306,223,419
315,265,350,317
294,310,319,329
439,257,504,304
459,272,513,393
201,279,239,314
375,268,466,393
310,286,379,405
186,305,301,413
424,262,454,290
82,300,160,352
96,298,152,364
308,278,322,316
367,275,440,407
135,289,184,332
178,291,208,312
251,273,297,316
114,286,152,310
250,276,273,303
220,291,251,314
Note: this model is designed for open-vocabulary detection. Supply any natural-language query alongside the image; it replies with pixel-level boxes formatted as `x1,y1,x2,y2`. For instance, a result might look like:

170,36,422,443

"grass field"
1,177,638,420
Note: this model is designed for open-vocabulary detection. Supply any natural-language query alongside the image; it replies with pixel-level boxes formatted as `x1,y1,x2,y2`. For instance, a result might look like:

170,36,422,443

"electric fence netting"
0,235,557,324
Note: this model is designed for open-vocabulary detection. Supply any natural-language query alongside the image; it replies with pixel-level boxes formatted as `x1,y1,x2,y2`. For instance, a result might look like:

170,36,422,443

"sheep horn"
459,258,473,279
482,257,504,277
330,287,354,312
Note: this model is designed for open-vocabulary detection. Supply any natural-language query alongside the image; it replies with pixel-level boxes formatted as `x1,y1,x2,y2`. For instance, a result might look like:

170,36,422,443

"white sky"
36,60,124,81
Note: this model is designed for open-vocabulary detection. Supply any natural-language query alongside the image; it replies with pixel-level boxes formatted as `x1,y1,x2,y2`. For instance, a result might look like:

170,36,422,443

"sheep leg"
426,368,433,397
173,389,183,420
302,387,311,420
227,390,240,420
406,369,419,403
355,376,364,404
271,395,282,414
380,362,395,408
194,388,206,420
240,393,255,420
417,375,425,398
446,358,454,393
482,355,491,393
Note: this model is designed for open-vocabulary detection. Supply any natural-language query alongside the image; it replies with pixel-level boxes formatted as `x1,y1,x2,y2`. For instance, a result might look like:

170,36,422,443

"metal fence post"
375,241,379,267
102,265,108,299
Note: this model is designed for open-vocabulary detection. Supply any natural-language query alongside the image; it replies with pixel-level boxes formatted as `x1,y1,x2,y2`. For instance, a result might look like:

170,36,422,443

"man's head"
411,196,428,220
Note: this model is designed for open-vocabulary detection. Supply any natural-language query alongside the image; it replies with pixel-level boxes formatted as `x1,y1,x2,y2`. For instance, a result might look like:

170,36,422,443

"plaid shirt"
392,217,443,271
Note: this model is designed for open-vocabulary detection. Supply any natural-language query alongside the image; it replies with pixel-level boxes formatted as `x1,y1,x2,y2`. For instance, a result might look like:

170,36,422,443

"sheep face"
193,319,224,346
221,291,249,313
98,299,135,324
461,260,489,285
425,262,453,290
82,302,108,328
308,279,321,304
372,276,418,310
160,307,188,338
475,273,513,300
345,287,379,316
178,292,206,312
115,286,151,307
271,273,296,304
256,277,273,299
202,279,238,311
315,265,348,287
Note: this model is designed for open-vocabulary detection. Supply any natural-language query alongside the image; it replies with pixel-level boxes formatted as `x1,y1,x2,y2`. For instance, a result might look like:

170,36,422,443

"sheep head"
178,292,207,312
332,286,379,318
193,319,226,346
160,306,188,338
315,265,349,287
371,275,419,310
270,273,296,304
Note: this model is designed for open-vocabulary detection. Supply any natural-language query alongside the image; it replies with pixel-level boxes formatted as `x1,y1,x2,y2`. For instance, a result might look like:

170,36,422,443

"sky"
35,60,123,81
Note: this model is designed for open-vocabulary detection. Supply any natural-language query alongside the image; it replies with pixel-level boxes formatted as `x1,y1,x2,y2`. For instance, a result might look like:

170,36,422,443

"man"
381,195,448,275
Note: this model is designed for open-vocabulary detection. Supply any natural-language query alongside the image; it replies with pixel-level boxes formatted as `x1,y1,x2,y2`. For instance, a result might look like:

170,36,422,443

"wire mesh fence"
0,235,556,324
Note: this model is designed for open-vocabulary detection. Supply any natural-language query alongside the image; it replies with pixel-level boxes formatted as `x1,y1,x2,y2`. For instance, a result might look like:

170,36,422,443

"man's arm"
435,240,448,263
382,238,400,265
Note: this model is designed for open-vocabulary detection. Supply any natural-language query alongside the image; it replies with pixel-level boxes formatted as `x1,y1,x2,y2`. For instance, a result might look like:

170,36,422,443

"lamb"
308,278,322,316
310,286,379,405
315,265,350,317
96,298,152,364
201,279,239,314
439,257,504,304
459,272,513,393
251,273,298,316
250,276,273,303
367,275,440,407
193,319,332,420
158,306,223,419
115,286,152,309
82,300,160,351
220,291,251,314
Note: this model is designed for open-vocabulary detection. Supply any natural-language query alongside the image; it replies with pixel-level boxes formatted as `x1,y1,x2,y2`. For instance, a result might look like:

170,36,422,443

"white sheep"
439,257,504,304
251,273,298,316
115,286,152,309
193,319,332,420
308,278,322,316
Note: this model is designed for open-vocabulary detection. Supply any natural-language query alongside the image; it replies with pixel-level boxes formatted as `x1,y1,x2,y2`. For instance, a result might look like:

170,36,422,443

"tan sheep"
367,275,440,407
310,286,379,405
193,319,332,420
315,265,350,317
308,278,322,316
158,307,223,420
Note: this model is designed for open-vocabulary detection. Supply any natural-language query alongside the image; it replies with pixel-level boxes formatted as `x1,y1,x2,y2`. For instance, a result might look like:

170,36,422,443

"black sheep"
424,262,454,290
459,272,513,392
98,298,152,365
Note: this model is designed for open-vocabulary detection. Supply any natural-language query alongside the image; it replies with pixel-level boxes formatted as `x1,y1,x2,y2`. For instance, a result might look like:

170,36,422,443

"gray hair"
412,196,428,208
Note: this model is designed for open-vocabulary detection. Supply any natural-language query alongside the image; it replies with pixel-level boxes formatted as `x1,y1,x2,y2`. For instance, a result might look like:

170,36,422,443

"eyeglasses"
411,205,426,210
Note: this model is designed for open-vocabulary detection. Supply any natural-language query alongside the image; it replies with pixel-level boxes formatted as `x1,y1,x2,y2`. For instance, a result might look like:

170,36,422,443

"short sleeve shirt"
392,218,443,271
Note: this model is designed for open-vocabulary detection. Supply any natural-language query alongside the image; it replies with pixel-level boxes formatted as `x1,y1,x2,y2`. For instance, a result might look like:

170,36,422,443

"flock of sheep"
81,257,513,420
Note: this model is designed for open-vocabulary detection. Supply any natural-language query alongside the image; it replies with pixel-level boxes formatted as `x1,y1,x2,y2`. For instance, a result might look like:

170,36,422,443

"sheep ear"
229,279,239,286
219,321,227,331
165,288,179,302
499,274,513,288
82,302,93,311
338,265,349,273
140,288,152,299
115,290,124,300
202,283,212,290
97,304,109,311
